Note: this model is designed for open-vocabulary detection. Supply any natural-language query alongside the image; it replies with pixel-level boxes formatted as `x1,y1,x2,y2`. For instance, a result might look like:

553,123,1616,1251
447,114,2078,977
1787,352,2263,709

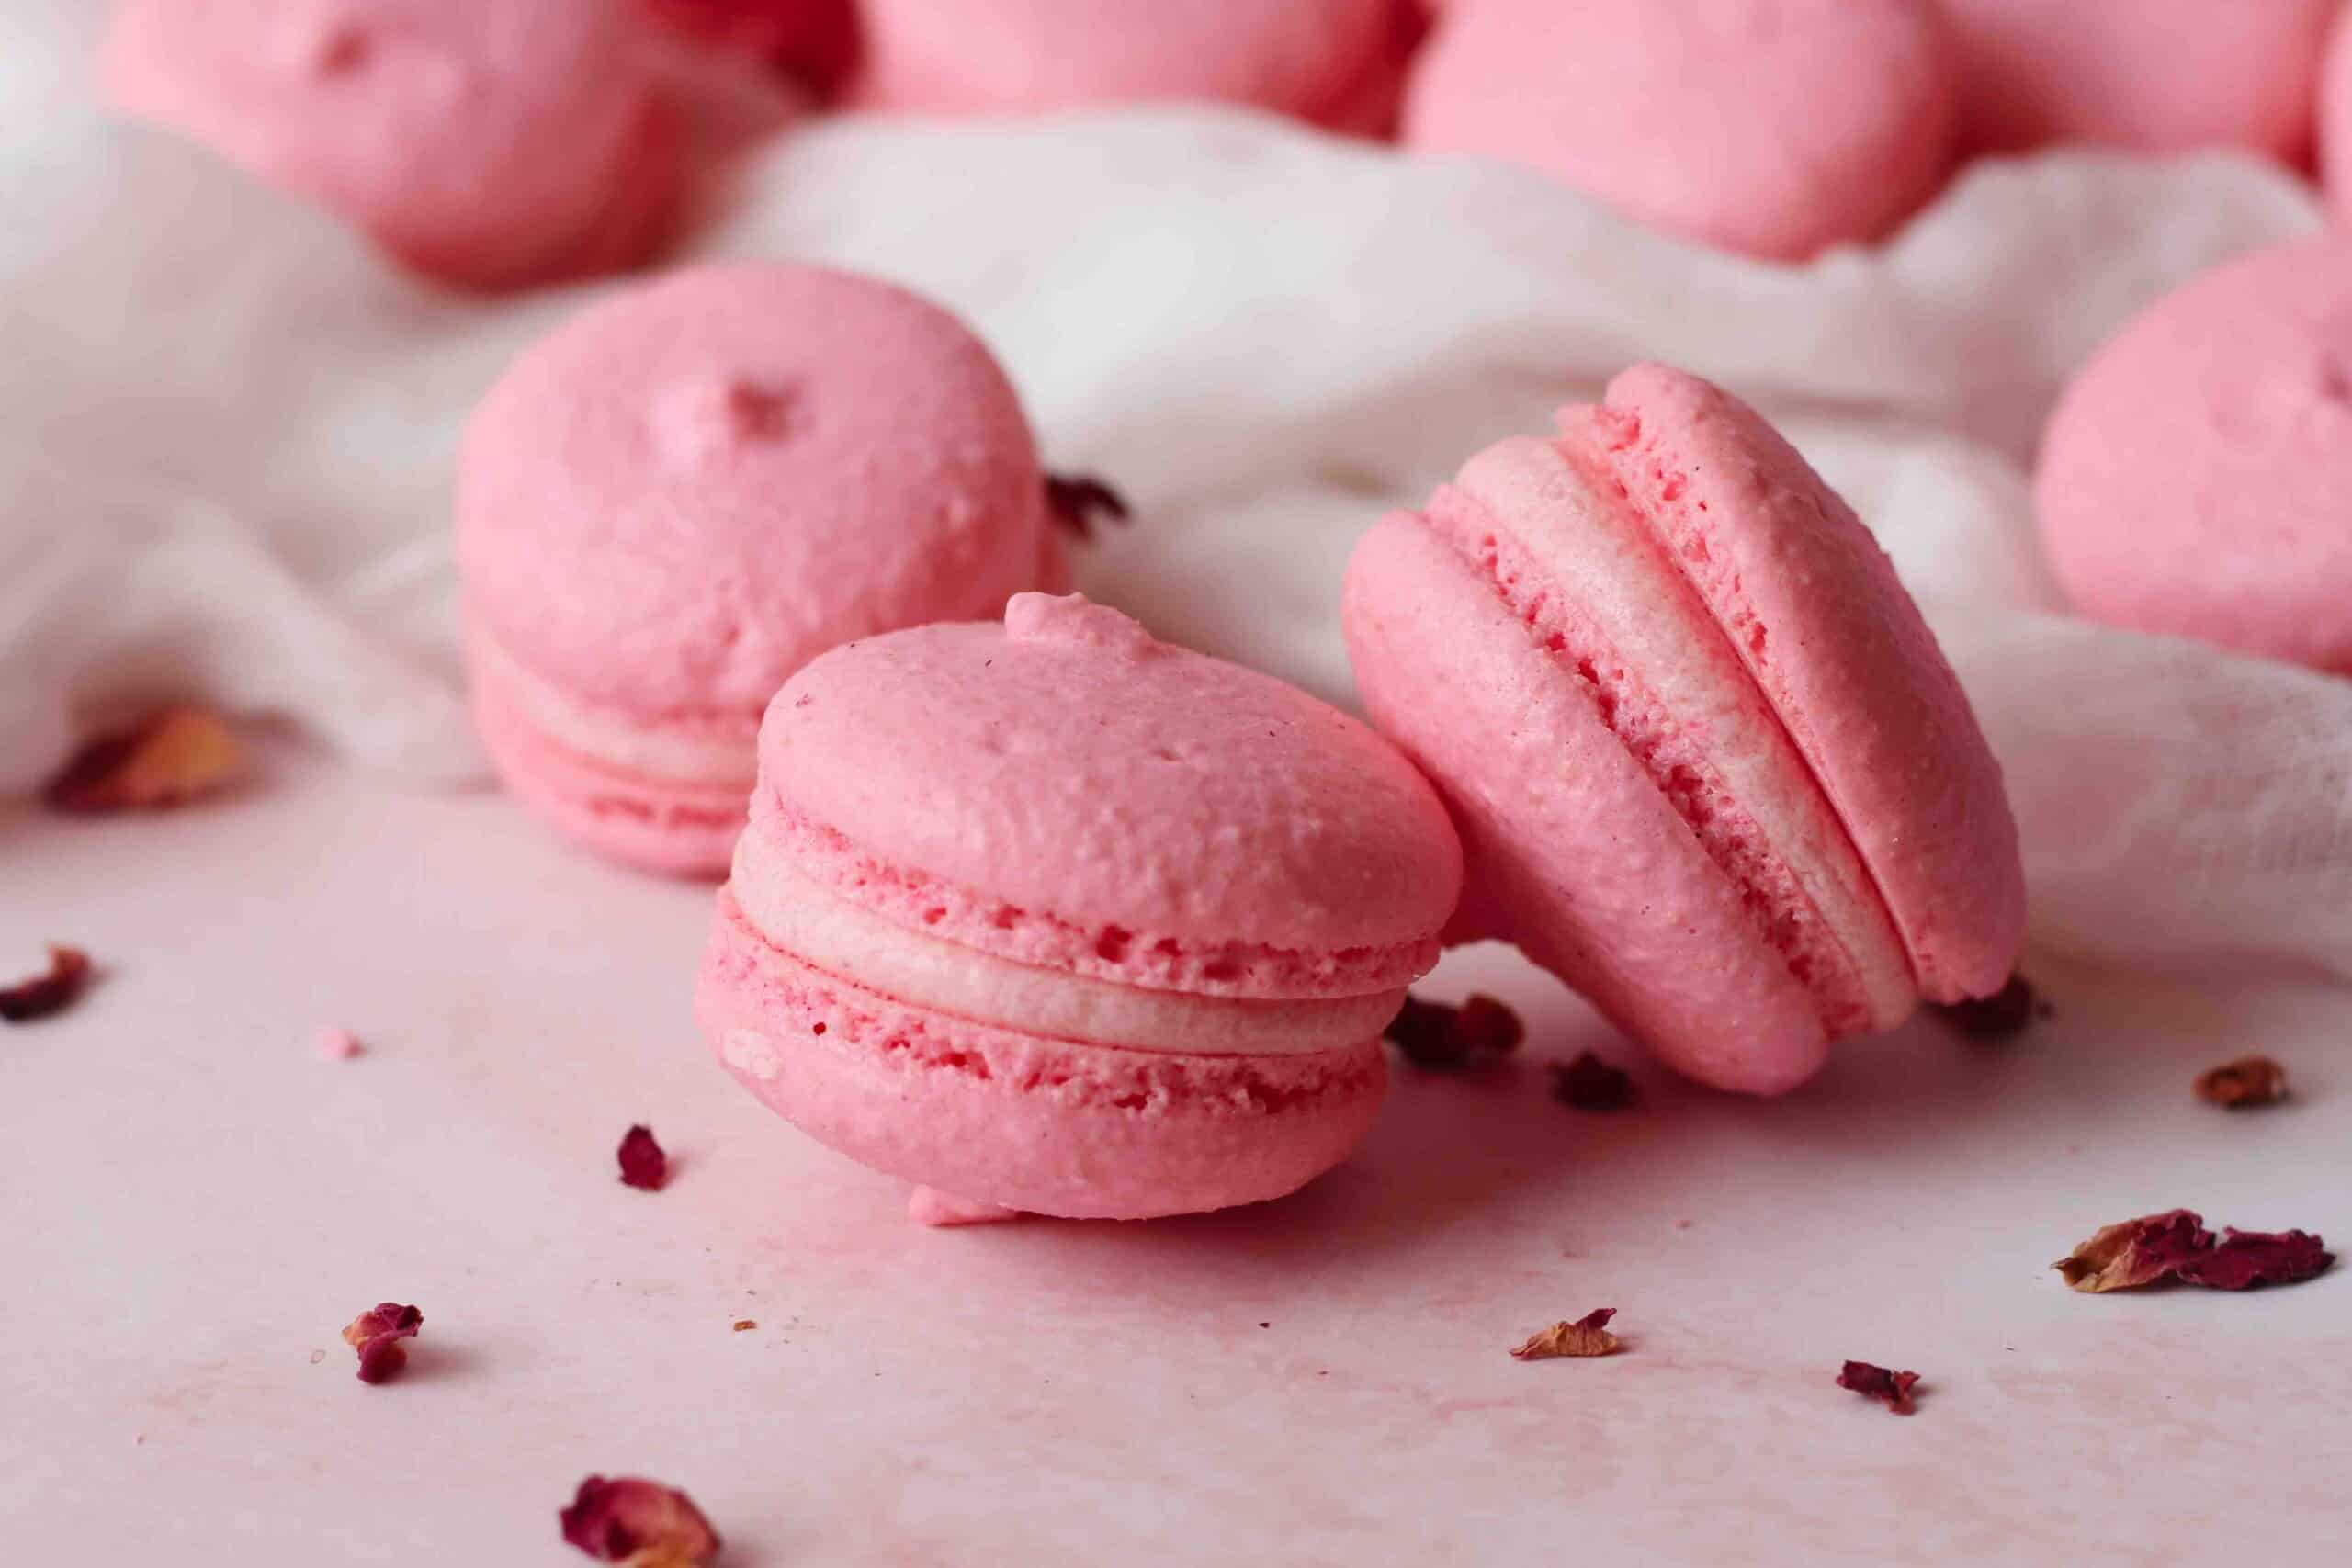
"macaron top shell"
854,0,1401,123
102,0,661,284
755,594,1464,997
1404,0,1958,261
458,264,1048,718
2036,238,2352,677
1572,366,2024,1003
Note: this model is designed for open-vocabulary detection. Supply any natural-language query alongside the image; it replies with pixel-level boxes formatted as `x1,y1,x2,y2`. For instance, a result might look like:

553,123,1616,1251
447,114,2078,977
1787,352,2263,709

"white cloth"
4,0,2346,983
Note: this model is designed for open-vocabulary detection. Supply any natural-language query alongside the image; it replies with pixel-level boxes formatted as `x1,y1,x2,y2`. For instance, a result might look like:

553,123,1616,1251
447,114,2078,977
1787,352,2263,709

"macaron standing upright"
1343,365,2025,1094
1402,0,1961,262
458,264,1069,877
851,0,1419,134
2036,238,2352,676
695,593,1464,1220
101,0,682,291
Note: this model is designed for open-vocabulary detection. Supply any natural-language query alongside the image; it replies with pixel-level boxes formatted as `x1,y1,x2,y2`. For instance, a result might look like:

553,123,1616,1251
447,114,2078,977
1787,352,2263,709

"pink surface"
1402,0,1958,261
697,894,1388,1219
2036,238,2352,679
755,595,1462,996
1942,0,2340,160
850,0,1408,129
12,759,2350,1563
100,0,678,289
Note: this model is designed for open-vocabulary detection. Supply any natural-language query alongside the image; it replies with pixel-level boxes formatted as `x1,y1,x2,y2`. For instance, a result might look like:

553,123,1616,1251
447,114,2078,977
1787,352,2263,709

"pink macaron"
850,0,1419,133
2037,238,2352,676
1402,0,1960,262
1944,0,2339,162
458,263,1068,877
101,0,682,291
2321,6,2352,209
695,592,1464,1220
639,0,862,96
1343,365,2025,1095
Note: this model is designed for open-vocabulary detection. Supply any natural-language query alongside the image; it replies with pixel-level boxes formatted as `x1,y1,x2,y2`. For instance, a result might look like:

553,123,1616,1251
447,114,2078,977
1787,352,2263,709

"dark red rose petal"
1044,472,1133,541
1384,993,1525,1069
2053,1210,2214,1292
617,1125,669,1191
341,1303,422,1384
1837,1360,1921,1414
2193,1055,2289,1110
2175,1228,2335,1291
1549,1050,1635,1111
1929,973,2041,1040
560,1475,721,1565
43,705,243,813
1,944,92,1024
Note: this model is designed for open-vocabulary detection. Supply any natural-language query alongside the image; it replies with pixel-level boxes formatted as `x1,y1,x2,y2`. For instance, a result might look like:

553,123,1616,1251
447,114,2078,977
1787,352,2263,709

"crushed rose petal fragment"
341,1303,422,1383
43,705,244,813
1550,1050,1635,1111
2194,1055,2288,1110
560,1475,721,1566
313,1027,364,1061
732,1319,757,1332
2055,1211,2334,1292
1044,472,1133,540
1929,973,2041,1040
617,1125,668,1191
2175,1228,2335,1291
1384,992,1524,1069
1,945,92,1023
908,1186,1020,1227
1837,1360,1921,1414
1510,1308,1622,1360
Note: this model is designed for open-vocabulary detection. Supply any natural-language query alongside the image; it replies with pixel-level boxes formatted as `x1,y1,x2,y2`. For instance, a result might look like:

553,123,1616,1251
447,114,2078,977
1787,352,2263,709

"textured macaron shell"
2037,238,2352,678
1946,0,2338,159
1577,366,2025,1004
754,595,1464,998
853,0,1404,126
458,265,1053,721
469,626,757,787
698,894,1388,1219
1404,0,1958,261
101,0,673,288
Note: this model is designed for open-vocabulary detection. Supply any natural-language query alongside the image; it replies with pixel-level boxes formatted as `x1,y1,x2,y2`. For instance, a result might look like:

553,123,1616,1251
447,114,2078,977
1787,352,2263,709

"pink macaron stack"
1343,366,2027,1093
102,0,682,291
458,263,1066,877
695,592,1463,1220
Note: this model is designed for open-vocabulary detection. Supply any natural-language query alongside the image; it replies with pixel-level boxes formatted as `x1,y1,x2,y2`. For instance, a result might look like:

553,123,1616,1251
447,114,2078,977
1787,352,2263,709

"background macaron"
458,263,1066,876
1402,0,1960,262
696,592,1464,1220
2036,237,2352,676
1943,0,2340,162
1343,365,2025,1094
851,0,1417,133
638,0,863,96
101,0,681,291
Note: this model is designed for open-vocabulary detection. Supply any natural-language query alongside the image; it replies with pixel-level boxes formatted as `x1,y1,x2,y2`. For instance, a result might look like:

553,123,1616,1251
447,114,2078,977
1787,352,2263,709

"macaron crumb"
312,1027,364,1061
1836,1361,1921,1415
1510,1309,1623,1360
906,1187,1020,1228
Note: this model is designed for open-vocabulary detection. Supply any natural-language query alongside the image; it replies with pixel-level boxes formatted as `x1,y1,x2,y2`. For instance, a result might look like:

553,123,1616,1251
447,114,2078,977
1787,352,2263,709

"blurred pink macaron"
101,0,682,291
695,592,1463,1220
2320,6,2352,205
2037,238,2352,676
1343,365,2025,1095
1944,0,2339,162
1402,0,1960,262
638,0,862,96
850,0,1419,133
458,263,1069,877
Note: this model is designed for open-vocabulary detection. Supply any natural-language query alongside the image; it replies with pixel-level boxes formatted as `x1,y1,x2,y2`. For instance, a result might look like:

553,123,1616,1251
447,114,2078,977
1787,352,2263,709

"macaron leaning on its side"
696,593,1464,1220
1343,365,2026,1094
458,264,1068,877
101,0,682,291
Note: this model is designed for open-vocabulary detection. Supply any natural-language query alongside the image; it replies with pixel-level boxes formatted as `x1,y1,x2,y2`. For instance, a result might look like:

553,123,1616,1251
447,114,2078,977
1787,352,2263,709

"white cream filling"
729,828,1404,1056
473,627,758,787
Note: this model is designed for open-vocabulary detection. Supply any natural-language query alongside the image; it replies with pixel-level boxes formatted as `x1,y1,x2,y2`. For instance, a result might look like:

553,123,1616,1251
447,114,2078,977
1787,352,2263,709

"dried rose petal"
1837,1360,1921,1414
560,1476,721,1566
1510,1308,1621,1360
617,1125,668,1191
1550,1050,1634,1111
2053,1210,2215,1292
1044,472,1132,540
43,706,243,813
2175,1228,2335,1291
732,1319,757,1332
1,945,92,1024
1384,992,1524,1069
2194,1055,2289,1111
1929,973,2040,1040
341,1303,422,1384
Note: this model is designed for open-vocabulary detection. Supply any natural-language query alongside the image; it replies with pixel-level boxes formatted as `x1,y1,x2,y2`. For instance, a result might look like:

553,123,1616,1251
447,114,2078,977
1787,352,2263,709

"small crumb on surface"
2194,1055,2288,1110
1510,1309,1622,1360
1550,1050,1635,1111
617,1125,668,1191
1837,1360,1921,1415
733,1319,757,1333
1,944,93,1024
313,1027,364,1061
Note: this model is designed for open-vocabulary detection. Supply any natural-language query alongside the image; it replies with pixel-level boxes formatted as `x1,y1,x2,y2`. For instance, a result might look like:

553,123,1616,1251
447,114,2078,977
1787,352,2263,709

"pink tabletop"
6,754,2346,1564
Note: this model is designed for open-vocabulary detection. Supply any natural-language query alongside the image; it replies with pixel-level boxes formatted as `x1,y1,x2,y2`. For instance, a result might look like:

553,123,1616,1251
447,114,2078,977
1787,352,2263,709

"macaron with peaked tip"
1342,365,2025,1095
458,263,1068,877
851,0,1417,133
2036,238,2352,676
101,0,682,291
695,593,1464,1221
1945,0,2339,161
1402,0,1960,262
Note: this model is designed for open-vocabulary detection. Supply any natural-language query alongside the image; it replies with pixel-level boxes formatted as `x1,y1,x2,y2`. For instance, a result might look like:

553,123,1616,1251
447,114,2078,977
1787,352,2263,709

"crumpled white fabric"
4,0,2346,982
